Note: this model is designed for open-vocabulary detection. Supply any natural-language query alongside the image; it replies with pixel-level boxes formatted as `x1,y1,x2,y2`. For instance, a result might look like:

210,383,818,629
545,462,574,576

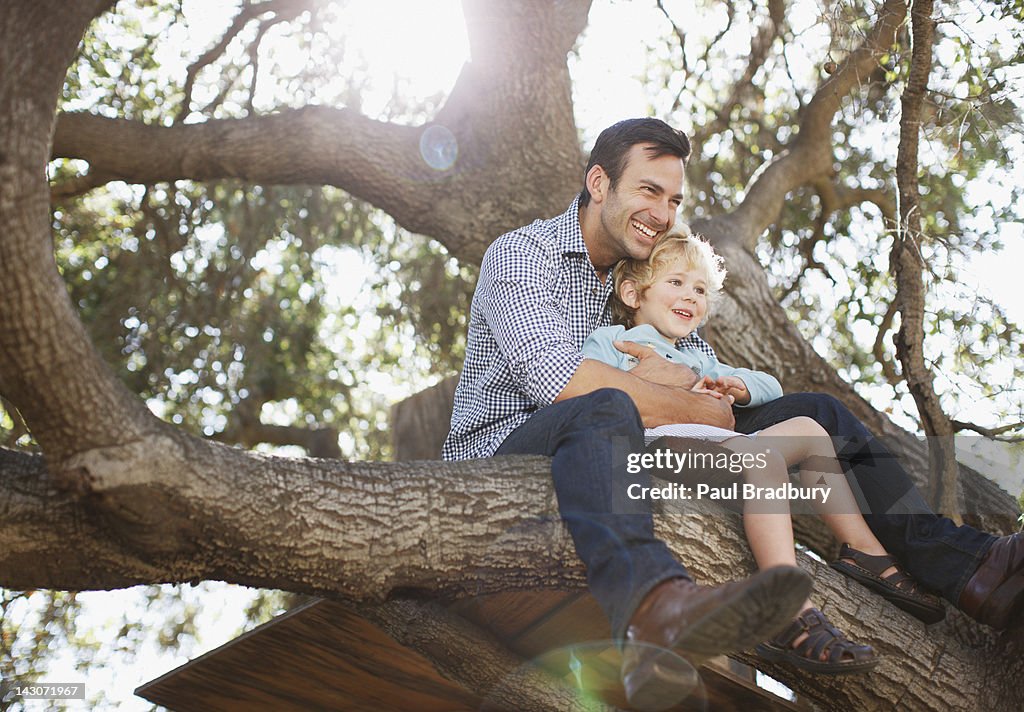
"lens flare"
419,124,458,170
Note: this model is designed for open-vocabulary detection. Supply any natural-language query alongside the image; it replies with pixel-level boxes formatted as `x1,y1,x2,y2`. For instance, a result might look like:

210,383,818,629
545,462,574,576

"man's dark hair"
579,118,691,206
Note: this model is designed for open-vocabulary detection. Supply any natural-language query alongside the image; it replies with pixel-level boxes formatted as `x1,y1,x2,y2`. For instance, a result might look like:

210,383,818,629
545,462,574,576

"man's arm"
556,358,736,429
614,340,700,388
478,235,590,408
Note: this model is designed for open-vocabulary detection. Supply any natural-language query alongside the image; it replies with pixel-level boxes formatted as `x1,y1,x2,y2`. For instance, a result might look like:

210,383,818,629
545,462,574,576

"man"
443,118,1021,709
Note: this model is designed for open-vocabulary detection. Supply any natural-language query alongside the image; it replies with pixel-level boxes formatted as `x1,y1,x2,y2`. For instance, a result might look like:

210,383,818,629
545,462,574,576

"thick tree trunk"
1,0,150,466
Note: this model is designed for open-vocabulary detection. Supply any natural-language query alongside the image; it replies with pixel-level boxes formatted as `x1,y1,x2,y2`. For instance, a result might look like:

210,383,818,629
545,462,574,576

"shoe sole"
672,566,814,658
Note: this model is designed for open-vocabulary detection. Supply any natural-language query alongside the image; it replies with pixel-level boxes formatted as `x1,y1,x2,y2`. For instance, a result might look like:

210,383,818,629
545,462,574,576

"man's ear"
585,164,609,203
619,279,641,309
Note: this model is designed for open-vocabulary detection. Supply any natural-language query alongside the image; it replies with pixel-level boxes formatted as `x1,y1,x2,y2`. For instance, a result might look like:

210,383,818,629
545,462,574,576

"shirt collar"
557,195,616,288
556,195,587,256
676,332,705,351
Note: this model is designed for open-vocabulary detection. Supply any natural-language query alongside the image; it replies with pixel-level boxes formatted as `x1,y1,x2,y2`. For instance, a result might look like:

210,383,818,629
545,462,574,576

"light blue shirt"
582,323,783,408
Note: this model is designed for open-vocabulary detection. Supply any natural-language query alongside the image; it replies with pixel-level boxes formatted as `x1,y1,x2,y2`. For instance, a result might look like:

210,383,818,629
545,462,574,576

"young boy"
583,231,944,673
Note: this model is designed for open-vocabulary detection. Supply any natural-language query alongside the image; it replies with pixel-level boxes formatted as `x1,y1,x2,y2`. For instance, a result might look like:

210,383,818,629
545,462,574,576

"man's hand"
659,385,735,429
557,359,734,430
614,340,699,389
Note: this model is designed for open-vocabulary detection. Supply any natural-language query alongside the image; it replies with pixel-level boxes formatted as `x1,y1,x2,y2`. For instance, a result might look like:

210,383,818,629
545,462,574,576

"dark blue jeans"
496,389,996,640
733,393,995,603
495,388,688,640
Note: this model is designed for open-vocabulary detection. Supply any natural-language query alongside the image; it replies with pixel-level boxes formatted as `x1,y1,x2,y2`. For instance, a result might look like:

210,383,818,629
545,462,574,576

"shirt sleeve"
476,235,585,407
582,326,629,369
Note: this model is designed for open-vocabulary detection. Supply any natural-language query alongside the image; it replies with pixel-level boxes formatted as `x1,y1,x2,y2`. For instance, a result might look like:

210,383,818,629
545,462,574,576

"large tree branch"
49,1,591,265
0,442,578,596
53,109,425,218
2,443,1021,711
702,0,907,250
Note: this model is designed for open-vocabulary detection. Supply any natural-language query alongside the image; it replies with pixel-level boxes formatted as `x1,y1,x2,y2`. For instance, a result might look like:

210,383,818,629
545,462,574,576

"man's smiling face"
592,143,686,266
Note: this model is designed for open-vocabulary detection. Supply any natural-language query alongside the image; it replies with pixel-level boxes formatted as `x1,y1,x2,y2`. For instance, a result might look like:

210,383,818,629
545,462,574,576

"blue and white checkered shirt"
442,197,716,460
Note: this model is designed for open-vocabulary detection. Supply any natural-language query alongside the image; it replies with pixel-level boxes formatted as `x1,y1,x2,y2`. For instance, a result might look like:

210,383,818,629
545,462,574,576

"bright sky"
17,1,1024,710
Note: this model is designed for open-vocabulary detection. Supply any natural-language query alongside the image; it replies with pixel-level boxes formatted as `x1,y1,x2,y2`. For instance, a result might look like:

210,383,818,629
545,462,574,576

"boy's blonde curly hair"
609,231,726,328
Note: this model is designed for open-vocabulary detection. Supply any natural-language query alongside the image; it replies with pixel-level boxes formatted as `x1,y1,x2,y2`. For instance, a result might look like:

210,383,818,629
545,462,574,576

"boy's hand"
690,376,733,403
708,375,750,405
614,340,699,389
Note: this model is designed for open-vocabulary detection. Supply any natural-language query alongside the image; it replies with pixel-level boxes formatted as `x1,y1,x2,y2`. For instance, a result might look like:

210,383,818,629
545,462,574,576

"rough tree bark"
1,1,1021,710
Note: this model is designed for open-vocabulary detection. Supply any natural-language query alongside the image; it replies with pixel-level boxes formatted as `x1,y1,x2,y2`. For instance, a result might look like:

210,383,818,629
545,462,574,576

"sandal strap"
837,543,897,575
780,608,875,665
768,611,811,648
837,543,920,593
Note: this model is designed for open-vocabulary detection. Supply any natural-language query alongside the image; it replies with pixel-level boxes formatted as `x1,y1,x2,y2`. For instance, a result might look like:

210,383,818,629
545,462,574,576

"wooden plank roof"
137,598,477,711
137,592,807,711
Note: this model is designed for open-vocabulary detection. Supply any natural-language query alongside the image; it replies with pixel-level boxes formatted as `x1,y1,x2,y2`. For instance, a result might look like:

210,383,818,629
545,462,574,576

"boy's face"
621,257,708,340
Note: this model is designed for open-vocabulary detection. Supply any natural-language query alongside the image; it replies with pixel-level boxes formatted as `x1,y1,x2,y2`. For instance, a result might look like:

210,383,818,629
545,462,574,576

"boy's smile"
626,257,708,341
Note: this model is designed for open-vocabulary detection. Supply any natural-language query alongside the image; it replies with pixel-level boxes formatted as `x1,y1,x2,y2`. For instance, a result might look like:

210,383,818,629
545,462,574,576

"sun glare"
322,0,469,115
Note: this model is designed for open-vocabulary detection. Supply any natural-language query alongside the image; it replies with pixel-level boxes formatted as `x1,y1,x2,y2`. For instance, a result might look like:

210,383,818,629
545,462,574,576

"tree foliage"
643,0,1024,431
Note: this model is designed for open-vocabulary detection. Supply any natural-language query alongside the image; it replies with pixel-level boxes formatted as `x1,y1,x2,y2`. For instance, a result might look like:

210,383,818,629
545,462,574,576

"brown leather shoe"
959,533,1024,630
621,566,812,711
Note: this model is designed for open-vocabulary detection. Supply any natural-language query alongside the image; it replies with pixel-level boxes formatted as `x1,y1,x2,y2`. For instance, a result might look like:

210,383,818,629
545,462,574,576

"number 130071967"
9,683,86,700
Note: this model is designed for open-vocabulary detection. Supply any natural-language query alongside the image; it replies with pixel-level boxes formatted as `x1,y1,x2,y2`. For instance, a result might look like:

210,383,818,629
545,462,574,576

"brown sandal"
830,543,945,624
755,608,878,674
